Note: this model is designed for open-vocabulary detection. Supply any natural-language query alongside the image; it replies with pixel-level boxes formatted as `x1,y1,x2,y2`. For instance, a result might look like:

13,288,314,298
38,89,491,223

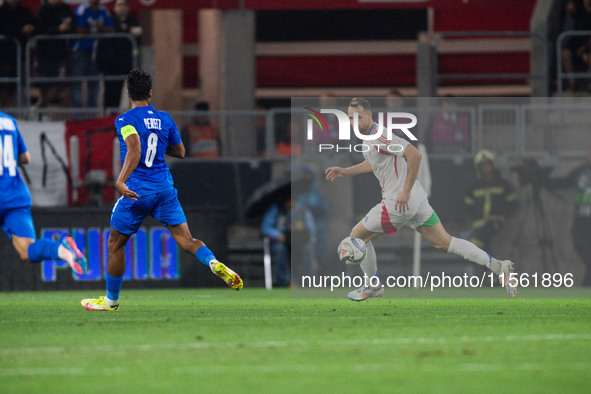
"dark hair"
349,97,372,112
127,68,152,101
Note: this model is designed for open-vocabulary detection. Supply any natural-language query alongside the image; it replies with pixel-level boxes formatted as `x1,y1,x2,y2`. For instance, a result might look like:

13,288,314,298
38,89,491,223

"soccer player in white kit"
325,98,516,300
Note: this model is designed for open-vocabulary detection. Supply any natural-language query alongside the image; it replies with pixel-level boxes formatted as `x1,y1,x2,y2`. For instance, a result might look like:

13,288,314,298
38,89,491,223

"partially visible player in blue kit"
81,68,243,311
0,111,87,274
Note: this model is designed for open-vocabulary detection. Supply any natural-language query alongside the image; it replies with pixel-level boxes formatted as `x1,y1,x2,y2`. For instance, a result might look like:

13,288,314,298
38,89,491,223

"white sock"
360,241,379,285
57,245,73,261
104,296,118,307
447,237,491,268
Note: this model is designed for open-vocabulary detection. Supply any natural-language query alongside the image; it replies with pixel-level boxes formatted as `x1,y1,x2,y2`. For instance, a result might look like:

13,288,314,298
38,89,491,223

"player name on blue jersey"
144,118,162,130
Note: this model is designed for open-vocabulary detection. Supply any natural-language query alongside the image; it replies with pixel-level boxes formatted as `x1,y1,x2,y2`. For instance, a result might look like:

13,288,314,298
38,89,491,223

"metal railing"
556,30,591,97
0,35,22,108
167,110,267,158
433,31,549,96
4,101,591,160
25,32,138,108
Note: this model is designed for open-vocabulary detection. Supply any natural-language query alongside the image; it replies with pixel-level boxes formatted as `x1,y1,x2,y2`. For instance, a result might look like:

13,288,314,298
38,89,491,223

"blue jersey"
0,112,32,210
115,105,182,197
72,3,113,52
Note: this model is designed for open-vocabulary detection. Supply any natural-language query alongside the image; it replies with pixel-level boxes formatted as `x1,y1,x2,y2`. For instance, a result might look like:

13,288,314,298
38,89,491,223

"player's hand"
395,190,410,213
325,167,347,182
117,181,139,201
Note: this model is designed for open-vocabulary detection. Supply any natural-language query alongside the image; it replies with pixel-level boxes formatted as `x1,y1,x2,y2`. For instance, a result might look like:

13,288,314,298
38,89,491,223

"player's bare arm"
395,144,422,212
116,133,141,201
166,142,185,158
18,152,31,165
325,160,372,182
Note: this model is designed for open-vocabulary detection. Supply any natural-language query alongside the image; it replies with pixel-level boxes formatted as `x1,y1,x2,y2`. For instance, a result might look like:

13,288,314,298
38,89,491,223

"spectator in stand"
426,95,471,154
0,0,35,107
384,88,405,110
97,0,141,108
261,198,316,287
276,121,302,157
464,150,518,252
561,0,591,91
297,166,329,267
34,0,72,108
549,148,591,286
181,102,221,158
70,0,113,108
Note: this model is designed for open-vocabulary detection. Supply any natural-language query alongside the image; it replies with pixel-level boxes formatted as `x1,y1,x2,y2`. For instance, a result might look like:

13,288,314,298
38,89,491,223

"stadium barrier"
0,35,23,108
432,31,549,96
24,33,138,110
0,207,228,292
556,30,591,96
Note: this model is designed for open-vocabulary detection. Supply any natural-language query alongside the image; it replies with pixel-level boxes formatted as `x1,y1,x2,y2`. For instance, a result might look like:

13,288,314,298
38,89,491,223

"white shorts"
361,197,435,236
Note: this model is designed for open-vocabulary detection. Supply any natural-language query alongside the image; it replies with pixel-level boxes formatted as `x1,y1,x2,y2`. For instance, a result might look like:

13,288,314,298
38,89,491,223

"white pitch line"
0,367,123,377
1,362,591,377
1,333,590,356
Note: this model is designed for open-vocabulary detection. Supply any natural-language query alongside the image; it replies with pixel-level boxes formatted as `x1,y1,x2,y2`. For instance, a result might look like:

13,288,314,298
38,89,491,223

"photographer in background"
464,150,518,251
549,148,591,286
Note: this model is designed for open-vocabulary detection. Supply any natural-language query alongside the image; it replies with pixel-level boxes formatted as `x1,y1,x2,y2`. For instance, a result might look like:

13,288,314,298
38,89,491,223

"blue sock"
195,246,216,267
105,273,123,302
27,238,60,263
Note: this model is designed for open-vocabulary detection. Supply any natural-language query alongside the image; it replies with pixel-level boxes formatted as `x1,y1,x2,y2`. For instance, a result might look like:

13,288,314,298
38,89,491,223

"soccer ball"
337,236,366,265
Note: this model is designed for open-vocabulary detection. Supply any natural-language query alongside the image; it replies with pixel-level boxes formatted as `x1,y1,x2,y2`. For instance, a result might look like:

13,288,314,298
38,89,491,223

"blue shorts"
0,207,36,240
110,188,187,235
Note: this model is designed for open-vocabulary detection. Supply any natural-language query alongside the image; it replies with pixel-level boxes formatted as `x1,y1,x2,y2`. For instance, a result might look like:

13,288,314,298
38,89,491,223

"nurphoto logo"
304,107,419,153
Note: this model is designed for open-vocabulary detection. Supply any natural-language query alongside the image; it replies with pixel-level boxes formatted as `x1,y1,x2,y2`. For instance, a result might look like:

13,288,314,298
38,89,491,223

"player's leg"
153,188,242,290
4,208,85,274
417,219,516,297
166,222,243,290
350,220,382,280
345,209,384,301
81,227,131,311
82,196,145,311
270,240,290,286
81,227,132,311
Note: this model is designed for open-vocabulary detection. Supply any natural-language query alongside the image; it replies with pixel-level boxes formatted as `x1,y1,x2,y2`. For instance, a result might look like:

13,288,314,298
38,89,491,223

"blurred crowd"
561,0,591,92
0,0,141,108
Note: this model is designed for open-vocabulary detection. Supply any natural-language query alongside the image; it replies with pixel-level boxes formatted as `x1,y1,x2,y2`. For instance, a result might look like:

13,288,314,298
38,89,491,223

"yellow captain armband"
121,125,138,140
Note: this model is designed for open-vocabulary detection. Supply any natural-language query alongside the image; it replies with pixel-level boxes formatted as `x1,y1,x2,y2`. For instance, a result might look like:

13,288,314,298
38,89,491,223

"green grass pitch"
1,288,590,393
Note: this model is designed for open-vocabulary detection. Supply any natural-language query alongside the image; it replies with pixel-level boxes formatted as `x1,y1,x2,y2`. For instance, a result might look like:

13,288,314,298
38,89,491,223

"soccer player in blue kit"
0,111,87,274
82,68,243,311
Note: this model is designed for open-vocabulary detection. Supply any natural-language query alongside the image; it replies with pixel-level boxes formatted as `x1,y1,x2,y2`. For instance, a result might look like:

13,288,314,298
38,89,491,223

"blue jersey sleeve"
16,130,27,155
167,114,182,145
101,8,114,27
74,5,87,28
115,116,125,135
261,204,283,240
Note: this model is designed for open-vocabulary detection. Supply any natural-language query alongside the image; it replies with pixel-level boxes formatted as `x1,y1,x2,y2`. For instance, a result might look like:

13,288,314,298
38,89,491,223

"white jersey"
361,123,427,203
